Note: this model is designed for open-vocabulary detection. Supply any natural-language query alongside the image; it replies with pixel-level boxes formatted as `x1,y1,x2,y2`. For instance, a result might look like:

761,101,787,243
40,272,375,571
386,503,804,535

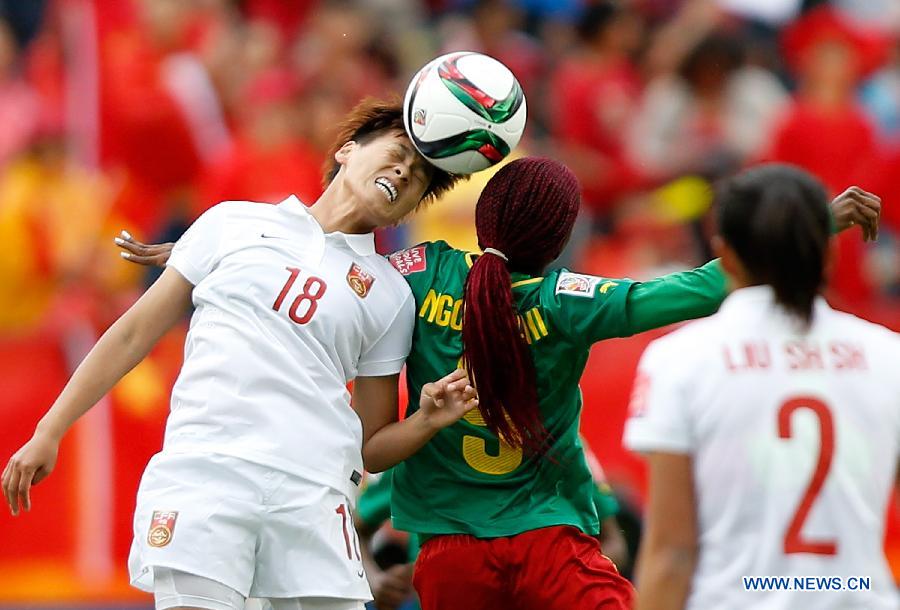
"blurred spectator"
440,0,544,100
860,40,900,145
197,68,323,215
767,6,889,306
0,127,116,334
0,18,39,169
628,31,789,180
99,0,231,235
548,1,645,218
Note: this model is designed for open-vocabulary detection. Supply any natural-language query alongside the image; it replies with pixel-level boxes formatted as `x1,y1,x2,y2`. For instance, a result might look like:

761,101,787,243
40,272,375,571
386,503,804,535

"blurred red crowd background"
0,0,898,604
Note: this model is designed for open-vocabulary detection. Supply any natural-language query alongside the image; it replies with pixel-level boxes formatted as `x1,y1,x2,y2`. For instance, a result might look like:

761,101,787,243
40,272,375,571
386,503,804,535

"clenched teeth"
375,177,398,202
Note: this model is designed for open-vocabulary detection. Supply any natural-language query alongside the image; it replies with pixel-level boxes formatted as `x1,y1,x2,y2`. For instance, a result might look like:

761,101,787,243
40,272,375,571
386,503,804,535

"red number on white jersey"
273,267,327,325
777,396,837,556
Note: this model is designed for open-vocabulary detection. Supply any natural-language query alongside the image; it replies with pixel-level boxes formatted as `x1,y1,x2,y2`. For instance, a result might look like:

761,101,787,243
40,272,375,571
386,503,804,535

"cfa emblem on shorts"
148,510,178,548
347,263,375,298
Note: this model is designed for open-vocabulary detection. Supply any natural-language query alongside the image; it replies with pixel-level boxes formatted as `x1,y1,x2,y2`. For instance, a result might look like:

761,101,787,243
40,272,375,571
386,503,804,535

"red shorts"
413,525,634,610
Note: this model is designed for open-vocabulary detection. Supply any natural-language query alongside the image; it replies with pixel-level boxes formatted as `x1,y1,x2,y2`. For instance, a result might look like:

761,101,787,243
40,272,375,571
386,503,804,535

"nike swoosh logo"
261,233,289,240
357,570,365,578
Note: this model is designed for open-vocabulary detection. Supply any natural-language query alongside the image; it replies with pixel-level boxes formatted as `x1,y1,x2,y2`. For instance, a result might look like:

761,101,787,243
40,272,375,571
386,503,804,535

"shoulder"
363,253,414,305
197,199,278,224
387,240,465,275
820,304,900,353
640,315,721,370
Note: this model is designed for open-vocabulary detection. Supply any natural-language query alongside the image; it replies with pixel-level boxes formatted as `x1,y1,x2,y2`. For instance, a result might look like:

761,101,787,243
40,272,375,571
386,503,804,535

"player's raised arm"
560,184,884,341
1,267,193,515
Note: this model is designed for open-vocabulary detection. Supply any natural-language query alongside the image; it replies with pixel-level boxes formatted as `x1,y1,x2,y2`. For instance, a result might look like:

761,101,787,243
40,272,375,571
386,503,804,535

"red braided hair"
462,158,580,455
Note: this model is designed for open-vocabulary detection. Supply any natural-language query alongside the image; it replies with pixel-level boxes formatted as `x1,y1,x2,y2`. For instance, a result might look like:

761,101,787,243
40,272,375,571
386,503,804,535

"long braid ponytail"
462,158,580,455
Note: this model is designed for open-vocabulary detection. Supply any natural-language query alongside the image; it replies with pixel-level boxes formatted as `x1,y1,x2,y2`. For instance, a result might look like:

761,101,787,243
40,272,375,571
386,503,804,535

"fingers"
114,231,174,266
1,459,14,515
445,368,467,383
5,462,21,516
462,396,479,414
18,468,33,513
840,187,882,241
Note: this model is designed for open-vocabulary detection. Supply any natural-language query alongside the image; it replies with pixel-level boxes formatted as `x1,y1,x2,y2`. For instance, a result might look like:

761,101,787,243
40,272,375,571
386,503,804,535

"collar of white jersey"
720,284,827,315
278,195,376,257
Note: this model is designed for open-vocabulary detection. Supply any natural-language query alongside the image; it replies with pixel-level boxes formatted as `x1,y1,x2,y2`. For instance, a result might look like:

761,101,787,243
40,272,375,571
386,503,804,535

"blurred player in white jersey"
1,99,478,610
624,164,899,610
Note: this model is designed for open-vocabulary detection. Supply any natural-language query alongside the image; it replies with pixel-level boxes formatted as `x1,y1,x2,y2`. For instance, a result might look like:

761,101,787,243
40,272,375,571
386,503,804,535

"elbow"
361,444,389,474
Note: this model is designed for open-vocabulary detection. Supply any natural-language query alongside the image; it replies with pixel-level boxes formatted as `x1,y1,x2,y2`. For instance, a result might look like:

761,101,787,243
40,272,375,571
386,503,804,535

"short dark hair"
716,163,830,327
322,97,462,204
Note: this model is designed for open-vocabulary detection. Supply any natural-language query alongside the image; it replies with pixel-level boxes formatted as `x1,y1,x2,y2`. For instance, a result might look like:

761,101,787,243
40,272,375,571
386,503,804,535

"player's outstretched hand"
1,431,59,516
114,230,174,267
419,368,479,430
830,186,882,242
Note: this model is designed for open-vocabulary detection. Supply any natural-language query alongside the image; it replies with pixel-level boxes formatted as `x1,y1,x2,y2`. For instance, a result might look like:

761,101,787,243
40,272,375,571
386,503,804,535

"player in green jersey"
116,157,880,610
355,436,628,610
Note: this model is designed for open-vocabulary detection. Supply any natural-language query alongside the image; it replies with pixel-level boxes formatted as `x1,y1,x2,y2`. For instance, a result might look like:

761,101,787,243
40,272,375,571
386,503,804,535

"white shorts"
128,452,371,601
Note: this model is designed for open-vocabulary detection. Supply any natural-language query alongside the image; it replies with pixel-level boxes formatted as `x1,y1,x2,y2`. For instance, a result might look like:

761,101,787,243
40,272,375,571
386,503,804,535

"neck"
308,179,376,234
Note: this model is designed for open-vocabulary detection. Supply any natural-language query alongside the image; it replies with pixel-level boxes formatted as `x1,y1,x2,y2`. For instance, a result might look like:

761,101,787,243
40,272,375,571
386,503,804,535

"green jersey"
388,241,727,538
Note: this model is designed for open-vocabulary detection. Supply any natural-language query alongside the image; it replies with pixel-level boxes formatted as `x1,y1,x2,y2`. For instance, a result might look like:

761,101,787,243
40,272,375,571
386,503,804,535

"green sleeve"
593,482,621,522
357,469,394,528
547,260,727,343
623,259,728,336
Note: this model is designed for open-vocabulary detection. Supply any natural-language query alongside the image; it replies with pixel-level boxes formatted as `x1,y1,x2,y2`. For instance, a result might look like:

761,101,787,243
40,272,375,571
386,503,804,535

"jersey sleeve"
622,338,695,454
548,260,727,344
624,259,727,335
387,240,448,298
545,271,636,343
356,291,414,377
166,203,229,285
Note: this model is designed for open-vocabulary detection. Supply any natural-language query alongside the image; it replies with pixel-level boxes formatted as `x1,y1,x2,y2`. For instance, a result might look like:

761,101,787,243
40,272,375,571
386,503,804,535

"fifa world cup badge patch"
347,263,375,298
413,108,427,126
555,272,601,298
148,511,178,548
389,246,427,275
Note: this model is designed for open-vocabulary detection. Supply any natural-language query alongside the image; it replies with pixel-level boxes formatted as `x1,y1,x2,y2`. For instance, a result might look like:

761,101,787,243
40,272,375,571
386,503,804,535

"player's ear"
334,141,357,166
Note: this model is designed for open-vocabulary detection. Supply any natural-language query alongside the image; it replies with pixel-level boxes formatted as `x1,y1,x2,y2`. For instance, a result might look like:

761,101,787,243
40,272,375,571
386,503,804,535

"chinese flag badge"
347,263,375,298
148,511,178,548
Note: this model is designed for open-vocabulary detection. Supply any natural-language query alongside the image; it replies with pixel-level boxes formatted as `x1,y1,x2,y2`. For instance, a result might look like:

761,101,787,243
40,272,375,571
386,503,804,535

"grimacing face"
334,129,435,227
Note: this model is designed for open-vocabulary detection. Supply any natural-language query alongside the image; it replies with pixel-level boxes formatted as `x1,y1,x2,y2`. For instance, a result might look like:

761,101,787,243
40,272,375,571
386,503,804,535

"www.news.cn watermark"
743,576,871,592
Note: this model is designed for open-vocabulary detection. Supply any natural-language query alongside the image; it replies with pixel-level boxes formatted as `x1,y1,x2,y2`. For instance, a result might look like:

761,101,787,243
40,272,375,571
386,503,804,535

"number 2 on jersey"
273,267,327,324
777,396,837,556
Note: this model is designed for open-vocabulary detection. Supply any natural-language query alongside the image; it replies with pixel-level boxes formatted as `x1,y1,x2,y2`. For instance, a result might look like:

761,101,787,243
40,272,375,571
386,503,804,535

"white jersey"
624,286,900,610
164,196,414,499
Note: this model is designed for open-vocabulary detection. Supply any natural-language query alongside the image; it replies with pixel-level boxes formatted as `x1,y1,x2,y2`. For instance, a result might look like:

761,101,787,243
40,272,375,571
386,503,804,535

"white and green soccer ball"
403,51,527,175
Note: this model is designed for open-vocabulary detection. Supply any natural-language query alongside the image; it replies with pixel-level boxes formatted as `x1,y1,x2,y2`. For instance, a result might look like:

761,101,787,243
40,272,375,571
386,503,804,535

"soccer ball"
403,52,527,175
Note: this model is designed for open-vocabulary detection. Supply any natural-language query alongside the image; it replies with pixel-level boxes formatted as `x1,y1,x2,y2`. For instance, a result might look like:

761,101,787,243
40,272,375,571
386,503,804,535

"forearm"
623,259,727,335
362,410,439,472
635,547,697,610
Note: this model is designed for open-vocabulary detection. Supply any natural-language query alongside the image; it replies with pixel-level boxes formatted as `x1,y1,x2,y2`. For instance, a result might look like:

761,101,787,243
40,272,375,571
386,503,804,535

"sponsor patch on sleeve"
389,246,427,275
555,272,604,298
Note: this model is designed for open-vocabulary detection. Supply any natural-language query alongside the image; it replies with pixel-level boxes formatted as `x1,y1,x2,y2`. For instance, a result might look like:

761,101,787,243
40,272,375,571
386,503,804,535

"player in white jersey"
1,99,479,610
624,164,899,610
